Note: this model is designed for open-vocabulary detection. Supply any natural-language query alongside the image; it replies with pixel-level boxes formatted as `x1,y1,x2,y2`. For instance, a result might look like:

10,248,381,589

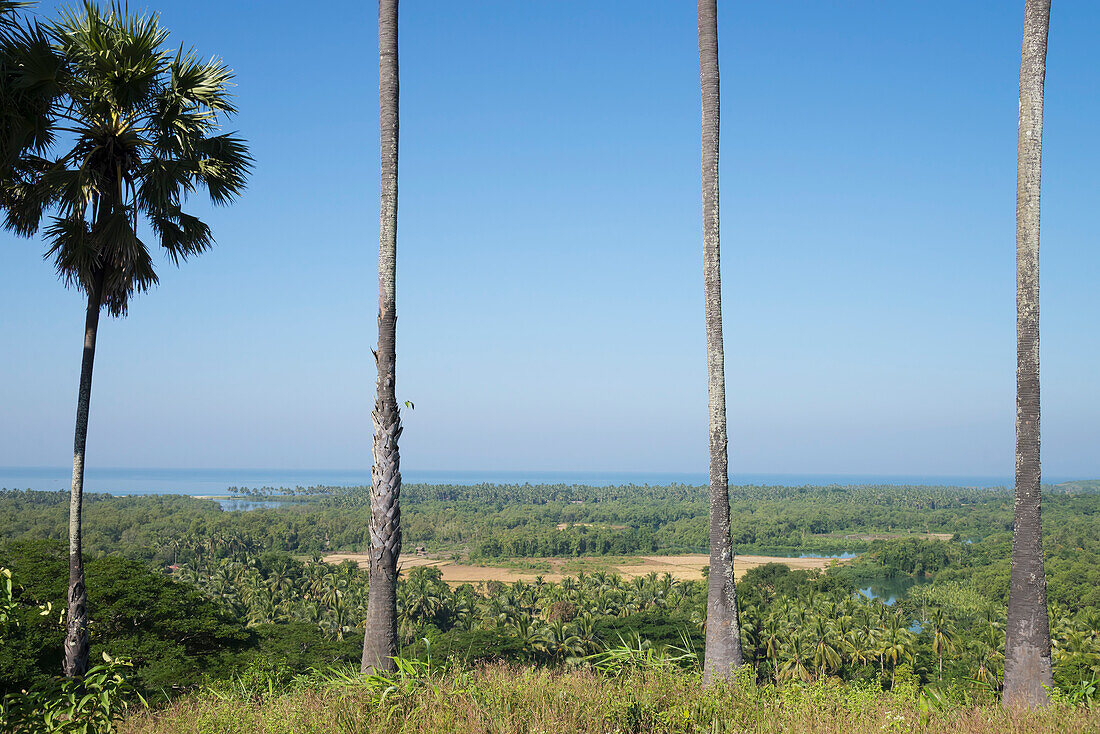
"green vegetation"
2,481,1098,612
0,482,1077,556
120,665,1099,734
1,482,1098,730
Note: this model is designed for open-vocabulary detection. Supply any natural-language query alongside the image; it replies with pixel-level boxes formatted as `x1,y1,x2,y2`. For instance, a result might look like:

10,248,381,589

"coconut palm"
760,616,783,682
362,0,403,674
778,636,812,683
573,613,601,654
541,620,584,662
843,628,874,670
1004,0,1054,709
0,2,249,677
879,624,915,690
809,617,842,678
928,609,957,679
698,0,741,685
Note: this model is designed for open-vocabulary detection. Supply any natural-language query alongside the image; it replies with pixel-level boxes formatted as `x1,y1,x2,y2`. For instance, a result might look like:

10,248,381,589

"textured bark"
699,0,741,685
62,271,103,678
362,0,402,675
1004,0,1053,709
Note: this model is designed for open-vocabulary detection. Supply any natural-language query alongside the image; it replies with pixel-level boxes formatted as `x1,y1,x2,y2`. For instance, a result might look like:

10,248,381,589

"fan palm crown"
3,1,250,307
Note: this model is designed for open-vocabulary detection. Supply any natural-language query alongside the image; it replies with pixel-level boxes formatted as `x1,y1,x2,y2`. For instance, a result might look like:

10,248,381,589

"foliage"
586,631,697,676
0,567,16,640
119,664,1100,734
0,541,250,696
0,0,251,314
866,537,961,576
0,653,143,733
1,483,1099,703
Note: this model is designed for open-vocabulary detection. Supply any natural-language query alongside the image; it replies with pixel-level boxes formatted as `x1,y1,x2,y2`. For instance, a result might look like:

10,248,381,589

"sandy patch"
819,532,954,542
554,522,626,530
323,552,847,587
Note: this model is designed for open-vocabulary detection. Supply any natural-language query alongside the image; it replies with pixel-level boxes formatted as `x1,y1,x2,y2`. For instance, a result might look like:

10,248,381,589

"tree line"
4,540,1098,704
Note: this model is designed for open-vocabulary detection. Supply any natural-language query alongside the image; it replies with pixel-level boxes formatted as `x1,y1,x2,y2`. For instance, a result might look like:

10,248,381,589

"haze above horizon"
1,1,1098,477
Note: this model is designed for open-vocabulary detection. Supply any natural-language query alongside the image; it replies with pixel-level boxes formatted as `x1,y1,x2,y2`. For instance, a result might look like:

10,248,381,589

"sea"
0,466,1027,497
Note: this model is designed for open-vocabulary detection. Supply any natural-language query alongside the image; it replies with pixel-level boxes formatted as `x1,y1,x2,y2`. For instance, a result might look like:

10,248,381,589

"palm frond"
194,132,251,204
0,154,52,234
0,1,32,35
0,18,63,173
53,1,169,119
136,156,196,210
169,49,237,115
38,164,93,216
43,214,96,289
150,206,212,264
101,242,156,316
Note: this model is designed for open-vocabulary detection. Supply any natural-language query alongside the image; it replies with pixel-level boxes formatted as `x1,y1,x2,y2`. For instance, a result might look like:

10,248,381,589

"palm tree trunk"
699,0,741,685
1004,0,1054,709
62,271,103,678
362,0,402,675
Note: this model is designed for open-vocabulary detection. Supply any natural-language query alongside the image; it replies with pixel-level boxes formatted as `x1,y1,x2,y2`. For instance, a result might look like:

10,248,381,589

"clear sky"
1,1,1097,478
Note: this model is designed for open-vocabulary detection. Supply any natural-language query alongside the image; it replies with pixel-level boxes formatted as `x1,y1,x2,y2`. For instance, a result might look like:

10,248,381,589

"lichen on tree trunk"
698,0,742,685
63,273,103,678
1004,0,1053,710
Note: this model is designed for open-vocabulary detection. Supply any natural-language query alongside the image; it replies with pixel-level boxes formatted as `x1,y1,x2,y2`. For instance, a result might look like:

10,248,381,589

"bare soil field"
815,532,954,542
554,522,626,530
323,552,847,587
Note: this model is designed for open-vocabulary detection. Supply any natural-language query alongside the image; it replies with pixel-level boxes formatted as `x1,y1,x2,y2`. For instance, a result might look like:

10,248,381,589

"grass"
120,664,1099,734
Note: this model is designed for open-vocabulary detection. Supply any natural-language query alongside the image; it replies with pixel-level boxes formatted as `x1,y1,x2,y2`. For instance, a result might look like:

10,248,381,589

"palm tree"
879,621,915,690
0,3,249,677
698,0,741,685
928,609,957,679
573,613,601,654
809,617,842,678
361,0,403,675
541,620,584,662
1004,0,1054,709
777,636,812,683
842,628,874,671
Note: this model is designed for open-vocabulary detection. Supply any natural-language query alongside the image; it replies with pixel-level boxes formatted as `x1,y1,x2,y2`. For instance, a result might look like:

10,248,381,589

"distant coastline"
0,465,1057,497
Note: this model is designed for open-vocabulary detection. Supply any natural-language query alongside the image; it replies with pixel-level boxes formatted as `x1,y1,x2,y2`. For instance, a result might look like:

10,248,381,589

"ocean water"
0,466,1024,496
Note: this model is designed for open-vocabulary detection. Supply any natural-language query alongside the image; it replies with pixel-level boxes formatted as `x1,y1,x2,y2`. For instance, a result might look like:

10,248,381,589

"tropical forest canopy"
2,481,1098,704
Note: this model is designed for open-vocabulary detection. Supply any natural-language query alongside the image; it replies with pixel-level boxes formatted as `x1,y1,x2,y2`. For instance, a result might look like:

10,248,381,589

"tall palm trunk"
62,269,103,678
362,0,402,674
699,0,741,685
1004,0,1053,709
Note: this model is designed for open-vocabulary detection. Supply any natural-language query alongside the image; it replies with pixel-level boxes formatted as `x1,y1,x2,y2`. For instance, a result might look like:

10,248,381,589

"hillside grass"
120,664,1098,734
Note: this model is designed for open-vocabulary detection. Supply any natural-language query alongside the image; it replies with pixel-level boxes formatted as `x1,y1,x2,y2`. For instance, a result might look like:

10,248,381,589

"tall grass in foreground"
121,664,1097,734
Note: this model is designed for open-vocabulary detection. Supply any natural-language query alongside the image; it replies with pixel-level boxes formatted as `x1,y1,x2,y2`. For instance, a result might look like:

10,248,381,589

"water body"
0,466,1028,496
858,576,924,605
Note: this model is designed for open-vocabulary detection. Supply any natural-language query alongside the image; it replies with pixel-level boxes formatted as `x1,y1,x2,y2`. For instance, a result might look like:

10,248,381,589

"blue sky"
1,1,1098,478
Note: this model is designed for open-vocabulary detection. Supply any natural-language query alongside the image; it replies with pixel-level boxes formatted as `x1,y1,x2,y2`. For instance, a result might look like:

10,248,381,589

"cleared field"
815,531,954,542
322,552,847,586
554,522,625,530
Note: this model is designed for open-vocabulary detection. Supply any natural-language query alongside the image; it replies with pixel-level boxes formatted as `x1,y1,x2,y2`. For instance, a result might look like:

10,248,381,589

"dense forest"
2,481,1097,609
2,482,1098,710
5,481,1097,557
